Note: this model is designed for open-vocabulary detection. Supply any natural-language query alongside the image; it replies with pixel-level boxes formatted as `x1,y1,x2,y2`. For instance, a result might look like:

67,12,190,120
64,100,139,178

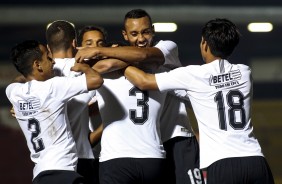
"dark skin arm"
89,123,103,147
71,62,103,90
75,46,164,66
123,66,159,91
92,58,128,74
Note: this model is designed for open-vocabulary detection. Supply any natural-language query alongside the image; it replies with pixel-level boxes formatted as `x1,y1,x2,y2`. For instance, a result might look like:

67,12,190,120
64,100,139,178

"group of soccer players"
6,8,274,184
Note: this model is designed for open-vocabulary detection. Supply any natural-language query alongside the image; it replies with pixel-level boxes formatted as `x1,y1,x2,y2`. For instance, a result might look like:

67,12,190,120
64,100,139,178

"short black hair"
77,25,108,47
202,18,241,59
10,40,42,77
124,9,153,29
46,20,76,53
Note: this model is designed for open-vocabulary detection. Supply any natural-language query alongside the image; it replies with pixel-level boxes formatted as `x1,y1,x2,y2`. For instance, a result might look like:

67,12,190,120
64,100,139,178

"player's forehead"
124,17,152,32
83,30,104,41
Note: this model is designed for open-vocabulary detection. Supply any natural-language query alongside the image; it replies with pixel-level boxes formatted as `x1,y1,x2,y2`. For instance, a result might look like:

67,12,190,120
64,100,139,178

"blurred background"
0,0,281,183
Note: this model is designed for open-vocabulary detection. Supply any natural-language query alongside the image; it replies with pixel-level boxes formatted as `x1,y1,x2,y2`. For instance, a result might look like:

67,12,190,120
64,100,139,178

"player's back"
5,76,88,178
97,71,167,162
54,58,95,159
185,59,263,168
156,59,264,169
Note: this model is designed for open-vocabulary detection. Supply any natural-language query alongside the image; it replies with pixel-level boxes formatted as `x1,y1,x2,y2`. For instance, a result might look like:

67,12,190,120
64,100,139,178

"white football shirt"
97,71,167,162
6,75,88,178
156,59,263,168
155,40,194,142
54,58,95,159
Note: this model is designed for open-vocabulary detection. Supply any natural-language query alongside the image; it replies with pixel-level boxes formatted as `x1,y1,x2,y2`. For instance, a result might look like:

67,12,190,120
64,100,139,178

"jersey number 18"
214,90,246,130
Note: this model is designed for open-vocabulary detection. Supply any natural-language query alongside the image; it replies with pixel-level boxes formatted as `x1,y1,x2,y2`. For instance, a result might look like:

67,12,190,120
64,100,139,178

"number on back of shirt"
214,90,246,130
28,118,45,152
129,87,149,125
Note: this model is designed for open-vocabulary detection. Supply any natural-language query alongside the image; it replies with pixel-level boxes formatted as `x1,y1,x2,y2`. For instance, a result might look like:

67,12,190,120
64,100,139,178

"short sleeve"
154,40,182,68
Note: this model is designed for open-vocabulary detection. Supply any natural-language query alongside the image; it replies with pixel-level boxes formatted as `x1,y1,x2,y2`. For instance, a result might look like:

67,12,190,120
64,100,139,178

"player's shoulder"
154,40,177,48
6,82,21,96
232,63,252,73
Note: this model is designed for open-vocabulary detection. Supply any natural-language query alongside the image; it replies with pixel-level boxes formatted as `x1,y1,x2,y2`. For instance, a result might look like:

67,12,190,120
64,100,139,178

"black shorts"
163,136,204,184
77,158,99,184
33,170,85,184
99,158,165,184
207,156,274,184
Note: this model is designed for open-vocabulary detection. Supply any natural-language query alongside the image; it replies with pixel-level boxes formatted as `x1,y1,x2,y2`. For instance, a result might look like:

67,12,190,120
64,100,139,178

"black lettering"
213,76,217,83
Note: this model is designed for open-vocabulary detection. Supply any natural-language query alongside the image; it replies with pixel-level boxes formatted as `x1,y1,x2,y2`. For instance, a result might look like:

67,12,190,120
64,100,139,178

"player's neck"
52,49,74,59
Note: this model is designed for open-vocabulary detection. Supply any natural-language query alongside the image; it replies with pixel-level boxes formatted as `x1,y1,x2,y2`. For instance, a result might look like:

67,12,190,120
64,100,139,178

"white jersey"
155,40,194,142
156,59,264,168
54,58,95,159
5,75,88,178
97,71,167,162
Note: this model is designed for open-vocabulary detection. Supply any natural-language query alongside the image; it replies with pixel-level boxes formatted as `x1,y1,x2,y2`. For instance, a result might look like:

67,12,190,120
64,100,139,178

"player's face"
82,30,105,47
39,44,55,80
123,16,155,48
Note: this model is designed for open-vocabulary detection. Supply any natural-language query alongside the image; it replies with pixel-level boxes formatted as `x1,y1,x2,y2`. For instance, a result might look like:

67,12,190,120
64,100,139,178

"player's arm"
75,46,164,65
124,66,159,91
89,124,103,147
92,58,128,74
71,62,103,90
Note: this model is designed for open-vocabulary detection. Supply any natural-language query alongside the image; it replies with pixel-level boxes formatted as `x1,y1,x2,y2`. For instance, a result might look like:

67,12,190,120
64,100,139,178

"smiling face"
81,30,106,47
122,16,155,48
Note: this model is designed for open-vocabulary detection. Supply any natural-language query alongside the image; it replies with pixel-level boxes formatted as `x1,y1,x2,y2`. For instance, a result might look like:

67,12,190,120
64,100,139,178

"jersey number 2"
28,118,45,153
214,90,246,130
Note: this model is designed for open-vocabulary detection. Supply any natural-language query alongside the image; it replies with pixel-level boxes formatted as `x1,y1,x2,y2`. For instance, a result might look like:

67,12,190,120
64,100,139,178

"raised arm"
75,46,164,65
71,62,103,90
124,66,159,90
92,58,128,74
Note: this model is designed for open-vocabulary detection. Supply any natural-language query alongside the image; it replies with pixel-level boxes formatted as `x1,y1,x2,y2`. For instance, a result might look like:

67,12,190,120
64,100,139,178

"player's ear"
204,42,208,52
201,38,208,52
34,60,42,71
72,39,77,48
47,44,51,53
122,30,128,41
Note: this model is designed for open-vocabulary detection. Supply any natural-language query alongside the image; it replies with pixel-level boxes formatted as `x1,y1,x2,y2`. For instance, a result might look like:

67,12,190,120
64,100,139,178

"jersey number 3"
129,87,149,125
28,118,45,153
214,90,246,130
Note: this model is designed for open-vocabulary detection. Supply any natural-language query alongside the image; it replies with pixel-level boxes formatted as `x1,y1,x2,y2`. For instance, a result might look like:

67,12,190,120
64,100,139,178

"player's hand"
75,47,101,63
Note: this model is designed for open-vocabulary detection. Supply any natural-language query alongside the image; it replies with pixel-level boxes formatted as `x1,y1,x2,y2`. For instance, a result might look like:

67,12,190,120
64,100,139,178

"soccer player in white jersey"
46,20,99,184
75,9,202,184
6,40,103,184
77,25,109,184
123,18,275,184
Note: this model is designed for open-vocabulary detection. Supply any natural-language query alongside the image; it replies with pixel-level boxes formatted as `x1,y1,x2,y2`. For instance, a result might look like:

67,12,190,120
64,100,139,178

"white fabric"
156,59,264,168
6,75,88,178
54,58,95,159
97,71,167,162
155,40,195,142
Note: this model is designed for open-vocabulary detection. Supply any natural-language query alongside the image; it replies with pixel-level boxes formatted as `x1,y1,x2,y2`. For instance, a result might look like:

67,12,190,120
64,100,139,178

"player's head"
201,18,241,60
10,40,55,80
46,20,77,54
122,9,155,48
77,25,108,47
